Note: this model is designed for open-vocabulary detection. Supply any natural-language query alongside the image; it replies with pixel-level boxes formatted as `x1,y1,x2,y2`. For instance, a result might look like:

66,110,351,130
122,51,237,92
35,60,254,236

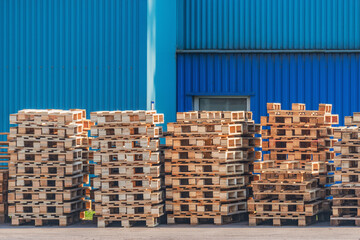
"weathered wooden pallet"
251,179,318,192
331,183,360,196
97,216,161,228
90,110,164,125
262,139,335,152
166,136,261,150
332,206,360,217
8,199,85,215
10,212,81,226
9,124,87,138
166,162,249,176
168,188,247,202
10,109,87,126
9,174,84,188
9,136,91,152
94,164,162,178
263,151,334,162
95,190,163,204
165,150,261,163
11,149,84,163
330,216,360,226
95,204,164,218
262,127,333,139
93,151,162,165
92,138,160,151
93,178,162,191
254,160,326,176
166,201,247,214
247,199,328,216
91,126,163,138
166,175,249,189
9,161,83,177
334,172,360,183
167,122,260,136
261,114,338,126
249,212,328,226
175,111,253,123
252,188,325,202
8,187,85,202
167,212,247,225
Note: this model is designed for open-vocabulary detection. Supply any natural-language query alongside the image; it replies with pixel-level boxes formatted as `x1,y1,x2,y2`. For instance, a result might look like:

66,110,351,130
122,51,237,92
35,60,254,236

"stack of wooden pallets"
248,103,338,226
331,113,360,226
7,109,93,226
91,110,165,227
165,111,261,225
0,133,9,223
0,169,8,223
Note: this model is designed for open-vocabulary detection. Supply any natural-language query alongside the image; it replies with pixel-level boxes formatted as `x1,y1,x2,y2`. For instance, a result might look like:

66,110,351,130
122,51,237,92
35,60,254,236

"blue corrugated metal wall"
0,0,147,132
177,0,360,49
177,53,360,125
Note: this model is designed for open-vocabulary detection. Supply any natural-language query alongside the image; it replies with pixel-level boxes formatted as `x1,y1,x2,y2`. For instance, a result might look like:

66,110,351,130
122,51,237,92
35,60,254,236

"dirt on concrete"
0,222,358,240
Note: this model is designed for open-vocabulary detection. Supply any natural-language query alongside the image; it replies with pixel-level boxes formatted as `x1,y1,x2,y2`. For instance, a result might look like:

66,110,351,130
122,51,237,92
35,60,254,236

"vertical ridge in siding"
0,0,147,132
177,0,360,50
177,53,360,125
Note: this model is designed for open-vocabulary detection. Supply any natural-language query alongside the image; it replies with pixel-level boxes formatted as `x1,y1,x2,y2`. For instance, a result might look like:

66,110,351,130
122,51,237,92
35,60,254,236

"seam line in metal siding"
176,50,360,54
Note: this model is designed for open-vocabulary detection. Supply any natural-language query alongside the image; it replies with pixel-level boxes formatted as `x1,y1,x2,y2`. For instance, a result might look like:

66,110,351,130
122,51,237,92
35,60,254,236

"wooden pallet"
8,187,85,201
262,127,333,139
93,178,162,191
93,151,162,165
330,216,360,226
175,111,253,124
95,203,164,216
9,161,83,177
168,188,247,202
249,212,328,226
0,168,8,224
167,175,249,189
90,110,164,126
95,191,163,204
94,164,162,178
92,138,160,152
10,124,88,138
166,136,261,150
11,212,81,226
167,212,247,225
166,150,261,163
167,122,260,136
10,109,88,126
248,199,328,216
91,126,162,138
97,216,161,228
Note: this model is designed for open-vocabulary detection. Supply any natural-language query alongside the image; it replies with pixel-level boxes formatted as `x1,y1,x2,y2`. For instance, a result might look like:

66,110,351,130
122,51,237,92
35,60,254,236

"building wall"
177,53,360,125
0,0,148,132
176,0,360,124
177,0,360,50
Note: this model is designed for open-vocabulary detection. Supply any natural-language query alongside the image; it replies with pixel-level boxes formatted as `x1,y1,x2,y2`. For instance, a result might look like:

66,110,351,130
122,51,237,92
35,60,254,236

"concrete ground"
0,222,358,240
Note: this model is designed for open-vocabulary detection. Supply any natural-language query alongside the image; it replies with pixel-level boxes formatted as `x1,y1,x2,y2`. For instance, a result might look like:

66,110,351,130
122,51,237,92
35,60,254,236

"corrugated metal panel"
177,0,360,50
0,0,147,132
177,53,360,125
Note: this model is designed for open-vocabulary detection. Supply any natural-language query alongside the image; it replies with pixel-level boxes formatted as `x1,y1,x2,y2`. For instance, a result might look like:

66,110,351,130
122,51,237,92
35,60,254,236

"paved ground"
0,222,358,240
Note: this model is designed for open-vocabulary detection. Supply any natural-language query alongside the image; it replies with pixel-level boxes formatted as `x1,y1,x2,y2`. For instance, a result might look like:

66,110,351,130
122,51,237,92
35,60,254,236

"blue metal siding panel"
177,0,360,50
0,0,147,132
177,53,360,125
